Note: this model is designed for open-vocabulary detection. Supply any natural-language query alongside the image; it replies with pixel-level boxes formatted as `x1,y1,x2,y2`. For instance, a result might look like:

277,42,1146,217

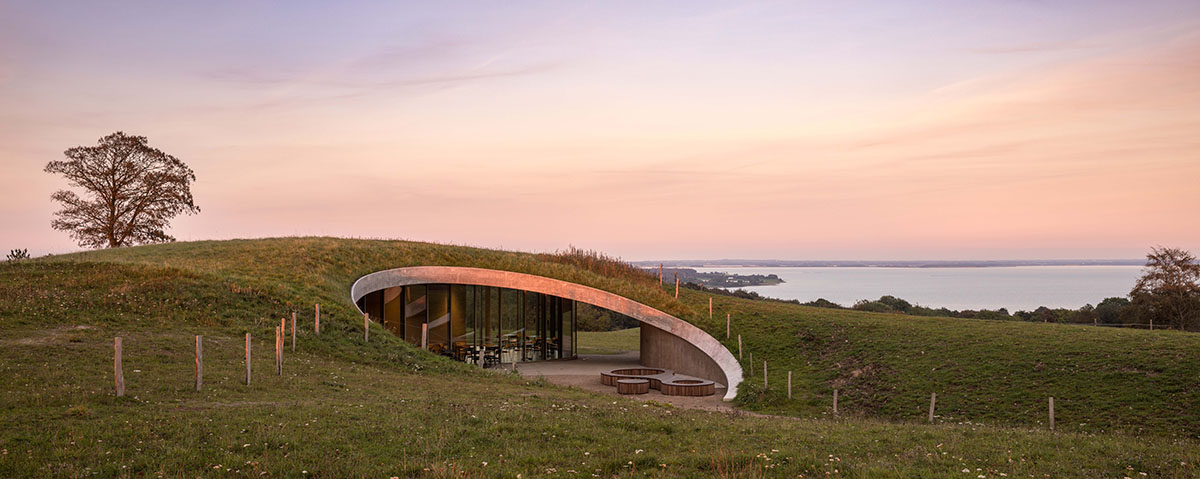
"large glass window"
361,290,384,326
404,285,426,346
450,285,469,360
484,287,499,347
369,284,578,364
563,299,575,359
500,288,521,363
477,286,502,367
523,291,541,361
544,297,560,360
464,286,478,347
427,285,450,355
383,286,405,338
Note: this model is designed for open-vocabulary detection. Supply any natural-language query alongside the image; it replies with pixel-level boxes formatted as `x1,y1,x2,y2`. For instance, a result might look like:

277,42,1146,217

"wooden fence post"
738,334,742,359
245,333,251,386
787,371,792,399
315,303,320,335
726,313,730,339
291,312,296,352
748,352,752,375
364,312,370,343
114,337,124,397
763,361,767,388
421,323,429,350
659,264,663,284
674,272,679,298
833,389,839,415
275,326,282,376
1049,397,1055,431
709,297,713,319
279,317,286,371
194,335,203,392
929,392,936,423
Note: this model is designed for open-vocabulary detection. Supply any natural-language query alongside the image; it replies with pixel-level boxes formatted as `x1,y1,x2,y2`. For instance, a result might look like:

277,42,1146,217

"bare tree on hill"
44,132,199,248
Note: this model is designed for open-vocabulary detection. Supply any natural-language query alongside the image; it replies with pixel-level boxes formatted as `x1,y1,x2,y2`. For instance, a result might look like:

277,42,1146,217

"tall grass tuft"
536,245,658,288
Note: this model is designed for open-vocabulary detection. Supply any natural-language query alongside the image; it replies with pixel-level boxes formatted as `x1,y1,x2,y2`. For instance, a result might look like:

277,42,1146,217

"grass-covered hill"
2,237,1198,477
695,289,1200,436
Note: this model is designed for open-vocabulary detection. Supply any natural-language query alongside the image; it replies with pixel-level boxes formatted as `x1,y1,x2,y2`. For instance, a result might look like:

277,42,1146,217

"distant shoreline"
633,259,1145,269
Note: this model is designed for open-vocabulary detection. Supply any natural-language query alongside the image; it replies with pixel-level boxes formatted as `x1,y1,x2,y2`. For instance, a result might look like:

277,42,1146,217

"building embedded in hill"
352,266,742,400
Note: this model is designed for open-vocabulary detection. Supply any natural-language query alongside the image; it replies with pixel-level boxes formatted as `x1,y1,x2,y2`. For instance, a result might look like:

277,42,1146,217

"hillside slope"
683,289,1200,436
1,238,1197,477
40,237,1200,435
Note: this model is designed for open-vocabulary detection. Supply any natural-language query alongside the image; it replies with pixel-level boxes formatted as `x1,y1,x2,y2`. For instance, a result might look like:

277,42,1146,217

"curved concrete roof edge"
350,265,743,401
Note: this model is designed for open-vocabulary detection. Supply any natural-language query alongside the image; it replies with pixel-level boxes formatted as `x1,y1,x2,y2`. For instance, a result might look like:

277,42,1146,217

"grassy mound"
31,237,1200,434
1,237,1198,477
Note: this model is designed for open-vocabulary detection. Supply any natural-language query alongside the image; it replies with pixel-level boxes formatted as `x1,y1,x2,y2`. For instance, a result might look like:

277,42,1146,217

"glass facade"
358,283,577,366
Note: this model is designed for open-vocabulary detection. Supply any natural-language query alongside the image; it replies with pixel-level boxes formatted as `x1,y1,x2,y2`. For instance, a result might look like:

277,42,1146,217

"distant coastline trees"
660,268,783,288
683,246,1200,332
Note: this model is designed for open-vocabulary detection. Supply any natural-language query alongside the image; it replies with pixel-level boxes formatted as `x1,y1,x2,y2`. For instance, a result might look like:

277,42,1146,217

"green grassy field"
577,328,640,355
2,237,1198,477
681,288,1200,436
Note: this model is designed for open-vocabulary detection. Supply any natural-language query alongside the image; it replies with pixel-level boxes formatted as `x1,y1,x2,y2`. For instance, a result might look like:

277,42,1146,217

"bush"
853,300,895,313
876,295,913,313
802,298,845,309
1095,297,1132,325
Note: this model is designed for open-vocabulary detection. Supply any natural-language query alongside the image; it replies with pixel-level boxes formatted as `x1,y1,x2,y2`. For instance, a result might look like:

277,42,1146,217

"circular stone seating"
600,368,672,388
660,378,716,397
600,368,716,397
616,378,650,395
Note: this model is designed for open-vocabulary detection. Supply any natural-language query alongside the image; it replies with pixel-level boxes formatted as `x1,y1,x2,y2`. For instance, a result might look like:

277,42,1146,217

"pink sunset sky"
1,1,1198,260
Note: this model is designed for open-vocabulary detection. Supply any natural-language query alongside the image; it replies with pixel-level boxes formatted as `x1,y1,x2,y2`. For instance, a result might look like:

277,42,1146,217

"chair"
483,346,501,368
452,342,469,361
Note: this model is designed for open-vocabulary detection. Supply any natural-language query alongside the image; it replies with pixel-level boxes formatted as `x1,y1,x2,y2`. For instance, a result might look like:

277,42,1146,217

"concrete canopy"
350,266,743,400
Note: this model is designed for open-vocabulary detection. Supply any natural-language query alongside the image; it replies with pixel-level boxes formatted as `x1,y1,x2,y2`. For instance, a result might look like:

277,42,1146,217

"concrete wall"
640,323,728,388
351,266,743,400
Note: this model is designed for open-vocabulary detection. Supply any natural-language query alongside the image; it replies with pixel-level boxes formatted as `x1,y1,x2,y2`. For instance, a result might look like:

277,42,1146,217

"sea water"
695,266,1144,311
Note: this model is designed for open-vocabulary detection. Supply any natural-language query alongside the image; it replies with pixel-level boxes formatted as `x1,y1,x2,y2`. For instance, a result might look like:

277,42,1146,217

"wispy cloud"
204,35,485,87
198,29,565,112
967,39,1099,54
